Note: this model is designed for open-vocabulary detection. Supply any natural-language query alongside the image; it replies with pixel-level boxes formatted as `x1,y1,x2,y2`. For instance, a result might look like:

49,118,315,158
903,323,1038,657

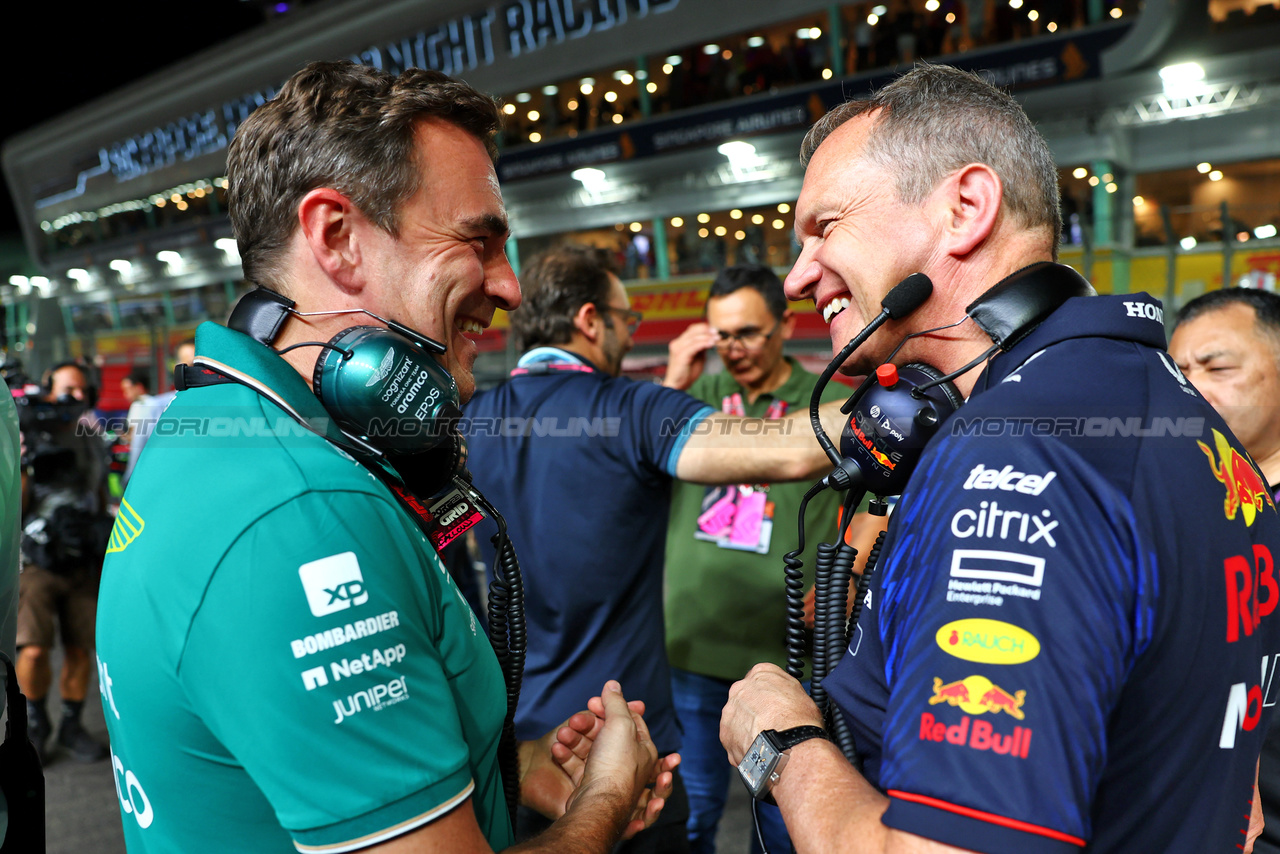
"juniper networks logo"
366,348,396,388
333,675,409,724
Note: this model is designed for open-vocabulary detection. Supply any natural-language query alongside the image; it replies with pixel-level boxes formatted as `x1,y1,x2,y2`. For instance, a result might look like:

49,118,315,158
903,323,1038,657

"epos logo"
299,552,369,617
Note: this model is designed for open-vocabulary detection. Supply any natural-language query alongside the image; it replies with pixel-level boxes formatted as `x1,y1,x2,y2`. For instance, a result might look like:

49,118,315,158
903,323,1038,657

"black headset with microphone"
175,286,526,824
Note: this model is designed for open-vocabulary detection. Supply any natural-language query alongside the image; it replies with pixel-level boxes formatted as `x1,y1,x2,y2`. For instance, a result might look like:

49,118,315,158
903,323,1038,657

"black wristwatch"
737,725,828,800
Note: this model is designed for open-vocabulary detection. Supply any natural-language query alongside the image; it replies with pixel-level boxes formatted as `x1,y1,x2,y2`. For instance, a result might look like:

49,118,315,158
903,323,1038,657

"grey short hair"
800,64,1061,258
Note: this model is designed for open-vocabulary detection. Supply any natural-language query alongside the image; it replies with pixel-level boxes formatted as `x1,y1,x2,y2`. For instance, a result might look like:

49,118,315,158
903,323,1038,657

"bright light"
1209,170,1223,181
872,5,887,14
67,268,90,282
671,217,684,227
156,251,183,266
867,13,880,24
215,238,240,259
1159,62,1205,89
1133,195,1145,206
730,209,743,219
1102,172,1114,182
747,36,765,47
1110,6,1122,16
777,203,791,213
529,131,543,142
925,0,939,10
527,110,540,120
30,277,49,289
1256,224,1278,239
613,69,629,80
543,84,559,95
646,82,658,93
8,275,27,287
697,213,711,223
1180,236,1198,250
572,167,608,192
1028,9,1039,19
796,28,812,39
1072,167,1088,179
516,92,531,102
734,230,746,240
604,91,617,102
822,68,833,79
704,44,719,55
772,219,786,229
109,259,133,274
1009,0,1023,9
717,140,757,161
620,73,634,85
698,228,709,238
810,27,822,38
1088,176,1100,187
580,83,593,95
1105,182,1118,193
752,214,764,224
662,63,674,74
629,222,643,233
721,49,733,59
714,226,727,236
946,11,956,22
1238,232,1250,242
611,114,624,124
1047,21,1058,31
666,55,682,65
1197,162,1211,173
568,99,579,110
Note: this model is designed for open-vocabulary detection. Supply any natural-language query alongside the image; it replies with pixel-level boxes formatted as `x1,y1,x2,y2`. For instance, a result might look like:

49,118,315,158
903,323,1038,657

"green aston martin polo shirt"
96,321,511,853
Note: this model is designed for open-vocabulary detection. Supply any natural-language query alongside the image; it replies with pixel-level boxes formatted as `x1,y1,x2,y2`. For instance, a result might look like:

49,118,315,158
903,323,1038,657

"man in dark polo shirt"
465,244,844,852
1171,287,1280,852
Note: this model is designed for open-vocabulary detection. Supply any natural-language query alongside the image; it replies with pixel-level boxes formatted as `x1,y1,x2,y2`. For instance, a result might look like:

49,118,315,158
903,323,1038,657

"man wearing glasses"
465,245,845,853
661,264,846,854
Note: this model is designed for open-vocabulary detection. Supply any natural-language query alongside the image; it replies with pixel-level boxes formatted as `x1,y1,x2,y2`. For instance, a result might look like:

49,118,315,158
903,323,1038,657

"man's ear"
297,188,368,295
780,308,797,340
572,301,604,343
938,163,1002,258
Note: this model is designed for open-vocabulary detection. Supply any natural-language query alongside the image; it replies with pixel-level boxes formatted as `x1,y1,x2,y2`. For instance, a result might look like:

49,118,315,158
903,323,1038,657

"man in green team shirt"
662,265,844,854
95,61,672,854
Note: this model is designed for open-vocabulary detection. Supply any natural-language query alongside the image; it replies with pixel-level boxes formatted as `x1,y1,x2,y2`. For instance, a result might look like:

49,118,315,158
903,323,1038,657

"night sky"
0,0,268,239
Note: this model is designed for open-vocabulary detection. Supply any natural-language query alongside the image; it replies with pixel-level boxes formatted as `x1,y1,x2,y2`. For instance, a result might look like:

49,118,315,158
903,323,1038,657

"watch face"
739,733,781,796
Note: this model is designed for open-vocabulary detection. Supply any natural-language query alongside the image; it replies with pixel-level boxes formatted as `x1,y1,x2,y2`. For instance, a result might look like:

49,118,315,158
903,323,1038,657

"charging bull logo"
850,412,897,470
1199,428,1276,527
929,675,1026,719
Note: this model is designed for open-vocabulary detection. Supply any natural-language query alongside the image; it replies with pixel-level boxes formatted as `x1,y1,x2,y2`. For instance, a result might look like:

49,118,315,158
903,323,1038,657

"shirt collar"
193,320,354,449
976,292,1169,392
516,346,601,372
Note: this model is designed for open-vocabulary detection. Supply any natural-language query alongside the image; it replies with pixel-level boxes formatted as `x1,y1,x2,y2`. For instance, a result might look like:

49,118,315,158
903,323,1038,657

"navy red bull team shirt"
825,288,1280,853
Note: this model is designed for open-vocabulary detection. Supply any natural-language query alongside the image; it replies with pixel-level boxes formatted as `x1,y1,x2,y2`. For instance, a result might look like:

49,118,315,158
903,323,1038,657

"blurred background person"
661,264,845,854
16,362,110,765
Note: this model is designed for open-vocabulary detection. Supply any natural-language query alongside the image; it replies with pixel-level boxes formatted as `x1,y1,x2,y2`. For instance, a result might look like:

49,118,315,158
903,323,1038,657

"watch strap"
769,725,828,751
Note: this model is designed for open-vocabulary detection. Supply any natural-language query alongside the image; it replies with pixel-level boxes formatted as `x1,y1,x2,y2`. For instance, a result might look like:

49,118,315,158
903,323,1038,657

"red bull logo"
929,675,1026,719
918,713,1033,758
850,420,896,470
1199,428,1276,527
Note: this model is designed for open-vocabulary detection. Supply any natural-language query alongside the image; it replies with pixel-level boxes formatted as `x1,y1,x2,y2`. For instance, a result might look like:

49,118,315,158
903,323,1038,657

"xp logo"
299,552,369,618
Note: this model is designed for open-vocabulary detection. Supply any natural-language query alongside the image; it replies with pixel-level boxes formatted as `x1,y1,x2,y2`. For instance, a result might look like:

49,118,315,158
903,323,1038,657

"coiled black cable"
784,481,831,681
472,491,526,828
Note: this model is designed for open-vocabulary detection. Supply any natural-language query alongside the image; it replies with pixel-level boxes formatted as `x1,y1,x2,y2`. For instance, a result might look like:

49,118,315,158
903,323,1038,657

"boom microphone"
809,274,934,465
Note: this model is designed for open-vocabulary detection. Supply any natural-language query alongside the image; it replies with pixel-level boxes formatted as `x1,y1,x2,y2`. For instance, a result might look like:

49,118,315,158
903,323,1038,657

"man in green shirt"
662,265,845,854
96,60,670,854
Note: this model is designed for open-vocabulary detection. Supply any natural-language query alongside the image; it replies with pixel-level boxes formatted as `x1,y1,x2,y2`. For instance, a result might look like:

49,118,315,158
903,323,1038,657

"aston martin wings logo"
366,348,396,387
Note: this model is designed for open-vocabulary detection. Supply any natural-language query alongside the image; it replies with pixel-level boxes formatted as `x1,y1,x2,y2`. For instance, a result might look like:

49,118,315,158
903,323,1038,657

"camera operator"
17,361,110,764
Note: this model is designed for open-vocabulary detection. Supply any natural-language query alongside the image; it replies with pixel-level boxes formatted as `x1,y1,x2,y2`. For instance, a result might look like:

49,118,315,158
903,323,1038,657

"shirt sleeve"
179,487,499,851
612,379,713,478
867,430,1155,853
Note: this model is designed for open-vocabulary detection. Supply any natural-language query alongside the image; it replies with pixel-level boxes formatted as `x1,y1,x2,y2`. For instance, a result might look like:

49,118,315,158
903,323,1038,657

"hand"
518,710,601,819
664,323,719,390
566,681,675,839
1246,759,1264,854
720,663,823,766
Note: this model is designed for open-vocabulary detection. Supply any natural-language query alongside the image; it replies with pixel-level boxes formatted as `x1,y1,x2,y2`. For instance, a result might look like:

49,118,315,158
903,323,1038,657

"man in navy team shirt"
719,64,1280,853
465,243,846,852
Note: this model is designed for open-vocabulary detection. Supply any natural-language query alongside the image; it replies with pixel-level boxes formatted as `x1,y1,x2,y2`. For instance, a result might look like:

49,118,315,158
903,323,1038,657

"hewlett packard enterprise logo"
299,552,369,617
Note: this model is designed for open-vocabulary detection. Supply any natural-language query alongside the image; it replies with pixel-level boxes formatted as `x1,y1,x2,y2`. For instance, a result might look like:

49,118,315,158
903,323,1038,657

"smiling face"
784,114,945,375
362,119,520,402
1171,302,1280,463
